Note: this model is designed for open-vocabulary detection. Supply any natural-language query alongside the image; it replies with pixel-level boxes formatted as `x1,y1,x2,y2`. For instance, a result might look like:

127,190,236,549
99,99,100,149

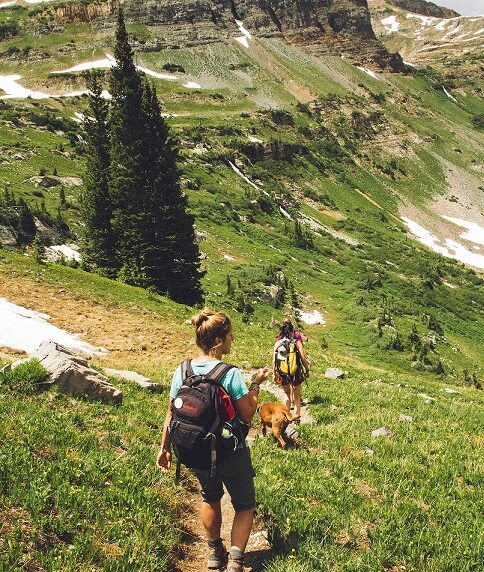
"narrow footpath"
172,374,314,572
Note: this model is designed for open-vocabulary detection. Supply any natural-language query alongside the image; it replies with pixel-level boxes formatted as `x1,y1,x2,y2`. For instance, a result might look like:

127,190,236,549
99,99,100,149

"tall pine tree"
141,81,204,304
108,8,150,287
80,71,116,276
80,9,203,304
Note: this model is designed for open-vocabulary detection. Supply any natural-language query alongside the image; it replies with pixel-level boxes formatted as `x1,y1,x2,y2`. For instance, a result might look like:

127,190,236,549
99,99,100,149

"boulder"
30,340,122,404
324,367,345,379
104,368,163,393
0,224,18,248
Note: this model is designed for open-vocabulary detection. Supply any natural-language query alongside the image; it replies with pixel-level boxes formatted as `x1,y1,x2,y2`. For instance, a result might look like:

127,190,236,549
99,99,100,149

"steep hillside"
369,0,483,90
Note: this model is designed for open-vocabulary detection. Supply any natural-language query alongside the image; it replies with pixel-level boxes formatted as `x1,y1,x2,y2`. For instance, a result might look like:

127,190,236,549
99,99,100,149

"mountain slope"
369,0,483,91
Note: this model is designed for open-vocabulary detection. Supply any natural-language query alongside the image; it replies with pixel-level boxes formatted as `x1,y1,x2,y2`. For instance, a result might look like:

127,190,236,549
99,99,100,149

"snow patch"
52,57,115,74
47,244,81,262
0,74,112,100
0,75,51,99
228,160,259,190
279,207,292,220
403,60,416,67
234,19,252,48
357,66,379,80
183,81,201,89
0,1,16,8
223,254,236,261
382,15,400,33
442,86,457,102
441,216,484,246
248,135,263,143
443,25,461,37
0,297,104,355
401,217,484,269
137,65,178,81
298,310,326,326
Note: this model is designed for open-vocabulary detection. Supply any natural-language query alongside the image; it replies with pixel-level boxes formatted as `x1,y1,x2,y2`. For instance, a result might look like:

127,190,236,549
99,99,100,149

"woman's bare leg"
293,384,302,417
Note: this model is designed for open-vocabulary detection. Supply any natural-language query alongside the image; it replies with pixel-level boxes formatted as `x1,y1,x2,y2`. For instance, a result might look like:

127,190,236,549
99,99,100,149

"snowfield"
441,217,484,246
0,297,105,355
401,217,484,269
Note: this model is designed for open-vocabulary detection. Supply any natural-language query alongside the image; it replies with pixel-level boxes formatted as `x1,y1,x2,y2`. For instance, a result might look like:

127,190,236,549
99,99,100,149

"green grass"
253,369,484,571
0,378,179,571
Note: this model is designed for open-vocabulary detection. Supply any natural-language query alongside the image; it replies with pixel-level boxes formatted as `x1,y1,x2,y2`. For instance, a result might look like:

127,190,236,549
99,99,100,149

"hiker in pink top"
273,318,310,418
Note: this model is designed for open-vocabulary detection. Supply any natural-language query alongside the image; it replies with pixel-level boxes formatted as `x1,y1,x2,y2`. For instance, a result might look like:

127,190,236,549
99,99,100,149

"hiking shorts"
276,371,305,387
193,447,256,512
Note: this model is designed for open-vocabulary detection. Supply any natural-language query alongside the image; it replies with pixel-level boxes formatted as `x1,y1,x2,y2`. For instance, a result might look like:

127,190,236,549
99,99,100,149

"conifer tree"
140,81,204,304
108,8,150,286
80,71,115,275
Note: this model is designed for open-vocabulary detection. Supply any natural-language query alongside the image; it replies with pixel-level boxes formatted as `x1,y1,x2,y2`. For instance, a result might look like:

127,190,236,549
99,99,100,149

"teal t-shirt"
170,360,249,449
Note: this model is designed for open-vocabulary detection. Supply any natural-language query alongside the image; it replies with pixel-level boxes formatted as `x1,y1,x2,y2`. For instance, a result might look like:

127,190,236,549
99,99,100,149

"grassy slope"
1,4,483,570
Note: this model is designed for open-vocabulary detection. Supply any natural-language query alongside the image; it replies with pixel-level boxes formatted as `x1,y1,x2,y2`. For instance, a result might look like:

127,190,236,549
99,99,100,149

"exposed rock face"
389,0,460,18
45,0,404,71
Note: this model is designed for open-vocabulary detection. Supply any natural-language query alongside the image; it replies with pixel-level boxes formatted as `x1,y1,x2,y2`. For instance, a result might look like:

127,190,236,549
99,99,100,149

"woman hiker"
156,309,270,571
273,318,310,418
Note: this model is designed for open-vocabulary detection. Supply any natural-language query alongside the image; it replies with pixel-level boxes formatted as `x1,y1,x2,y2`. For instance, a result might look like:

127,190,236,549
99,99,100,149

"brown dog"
258,402,300,449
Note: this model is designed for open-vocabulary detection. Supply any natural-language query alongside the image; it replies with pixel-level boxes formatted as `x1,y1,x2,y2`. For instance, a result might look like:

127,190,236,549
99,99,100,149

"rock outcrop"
389,0,460,19
43,0,404,71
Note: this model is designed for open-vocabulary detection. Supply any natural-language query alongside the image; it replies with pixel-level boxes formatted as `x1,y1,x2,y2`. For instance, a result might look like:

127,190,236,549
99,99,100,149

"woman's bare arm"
156,400,173,471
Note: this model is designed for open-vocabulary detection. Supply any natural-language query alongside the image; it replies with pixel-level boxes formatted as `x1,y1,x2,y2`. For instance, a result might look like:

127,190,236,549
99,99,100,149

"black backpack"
169,360,238,477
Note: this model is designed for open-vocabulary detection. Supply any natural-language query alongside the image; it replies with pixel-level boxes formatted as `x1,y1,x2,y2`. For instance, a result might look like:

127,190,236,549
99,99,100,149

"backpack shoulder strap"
181,360,194,383
206,362,235,385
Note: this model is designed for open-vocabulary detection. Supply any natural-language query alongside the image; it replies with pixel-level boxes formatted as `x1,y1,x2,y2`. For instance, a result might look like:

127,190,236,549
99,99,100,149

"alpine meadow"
0,1,482,571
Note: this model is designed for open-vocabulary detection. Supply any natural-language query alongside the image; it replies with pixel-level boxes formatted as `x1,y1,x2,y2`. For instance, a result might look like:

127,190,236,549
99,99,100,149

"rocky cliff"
49,0,404,71
388,0,460,18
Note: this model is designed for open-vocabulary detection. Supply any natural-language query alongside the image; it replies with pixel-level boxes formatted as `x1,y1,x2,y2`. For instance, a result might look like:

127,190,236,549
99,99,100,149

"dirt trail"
173,375,314,572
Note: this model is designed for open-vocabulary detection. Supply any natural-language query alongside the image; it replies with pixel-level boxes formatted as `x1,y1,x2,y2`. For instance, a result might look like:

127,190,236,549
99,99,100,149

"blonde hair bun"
191,308,214,329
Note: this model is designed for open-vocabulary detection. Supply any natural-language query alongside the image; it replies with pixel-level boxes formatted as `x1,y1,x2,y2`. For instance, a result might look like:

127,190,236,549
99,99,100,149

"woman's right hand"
156,448,171,472
253,367,271,385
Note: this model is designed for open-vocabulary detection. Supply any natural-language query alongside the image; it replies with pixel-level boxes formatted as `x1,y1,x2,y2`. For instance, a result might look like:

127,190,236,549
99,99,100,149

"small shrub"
471,113,484,130
0,360,49,394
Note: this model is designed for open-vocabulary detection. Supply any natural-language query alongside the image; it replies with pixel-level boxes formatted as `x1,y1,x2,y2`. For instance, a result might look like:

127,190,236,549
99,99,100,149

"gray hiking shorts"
193,447,256,512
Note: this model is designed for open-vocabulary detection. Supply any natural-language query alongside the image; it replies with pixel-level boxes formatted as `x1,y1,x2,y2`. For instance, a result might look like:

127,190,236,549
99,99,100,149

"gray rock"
371,426,393,438
29,340,122,404
399,414,413,423
0,224,17,248
104,368,163,393
325,367,345,379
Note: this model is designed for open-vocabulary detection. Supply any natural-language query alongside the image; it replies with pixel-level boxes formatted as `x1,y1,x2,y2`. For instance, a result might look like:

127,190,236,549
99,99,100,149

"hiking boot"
207,538,228,570
227,547,244,571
